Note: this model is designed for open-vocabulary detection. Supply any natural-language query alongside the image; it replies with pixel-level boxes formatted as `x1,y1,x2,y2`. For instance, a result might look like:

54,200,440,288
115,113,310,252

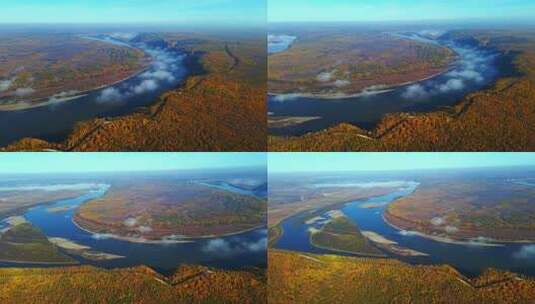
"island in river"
309,212,385,257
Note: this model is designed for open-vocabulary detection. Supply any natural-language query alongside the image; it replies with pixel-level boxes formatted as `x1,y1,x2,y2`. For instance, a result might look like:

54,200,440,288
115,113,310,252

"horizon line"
0,166,267,175
269,164,535,174
268,17,535,24
0,22,266,25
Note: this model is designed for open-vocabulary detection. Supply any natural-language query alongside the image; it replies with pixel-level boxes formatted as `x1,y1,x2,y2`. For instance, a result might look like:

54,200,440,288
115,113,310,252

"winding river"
268,32,502,136
0,35,190,148
0,184,266,274
274,182,535,277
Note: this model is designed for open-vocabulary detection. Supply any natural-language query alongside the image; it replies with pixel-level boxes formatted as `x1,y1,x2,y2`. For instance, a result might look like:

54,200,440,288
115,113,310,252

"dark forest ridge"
269,250,535,304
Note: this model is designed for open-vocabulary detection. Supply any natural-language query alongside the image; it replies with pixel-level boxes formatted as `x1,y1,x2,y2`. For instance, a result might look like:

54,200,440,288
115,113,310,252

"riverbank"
0,65,152,112
48,237,125,261
382,210,535,246
0,259,79,266
309,237,387,258
382,213,508,247
361,230,429,256
268,225,283,247
269,64,457,101
72,216,266,244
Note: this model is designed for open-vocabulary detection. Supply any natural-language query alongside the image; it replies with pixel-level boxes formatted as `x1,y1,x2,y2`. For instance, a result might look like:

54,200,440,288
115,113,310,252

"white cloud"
110,32,137,40
0,79,13,92
133,79,158,94
402,84,428,99
97,87,122,103
94,41,184,103
431,217,444,226
418,30,445,38
317,72,333,82
247,237,267,252
53,90,79,98
514,245,535,259
438,79,464,92
91,233,114,240
14,87,35,97
401,40,496,101
399,230,419,236
445,225,458,233
272,93,301,102
447,70,484,82
469,236,495,244
141,70,175,82
123,218,138,227
137,225,153,233
334,80,351,87
47,91,82,105
202,236,267,256
203,239,232,253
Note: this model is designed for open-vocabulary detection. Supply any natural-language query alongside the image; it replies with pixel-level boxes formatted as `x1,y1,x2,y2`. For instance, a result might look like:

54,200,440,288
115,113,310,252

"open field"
0,33,147,109
74,181,267,240
0,264,266,304
3,31,266,151
270,29,535,151
269,250,535,304
269,26,454,96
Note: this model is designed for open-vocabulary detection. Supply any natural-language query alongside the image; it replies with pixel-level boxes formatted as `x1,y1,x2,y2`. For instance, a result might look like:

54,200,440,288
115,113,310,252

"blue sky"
0,153,266,174
0,0,266,25
269,0,535,23
269,153,535,173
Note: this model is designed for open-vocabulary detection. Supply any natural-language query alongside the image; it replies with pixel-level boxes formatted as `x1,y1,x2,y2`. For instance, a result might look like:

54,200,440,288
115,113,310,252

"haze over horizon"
0,153,266,174
269,0,535,23
0,0,266,26
269,153,535,173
